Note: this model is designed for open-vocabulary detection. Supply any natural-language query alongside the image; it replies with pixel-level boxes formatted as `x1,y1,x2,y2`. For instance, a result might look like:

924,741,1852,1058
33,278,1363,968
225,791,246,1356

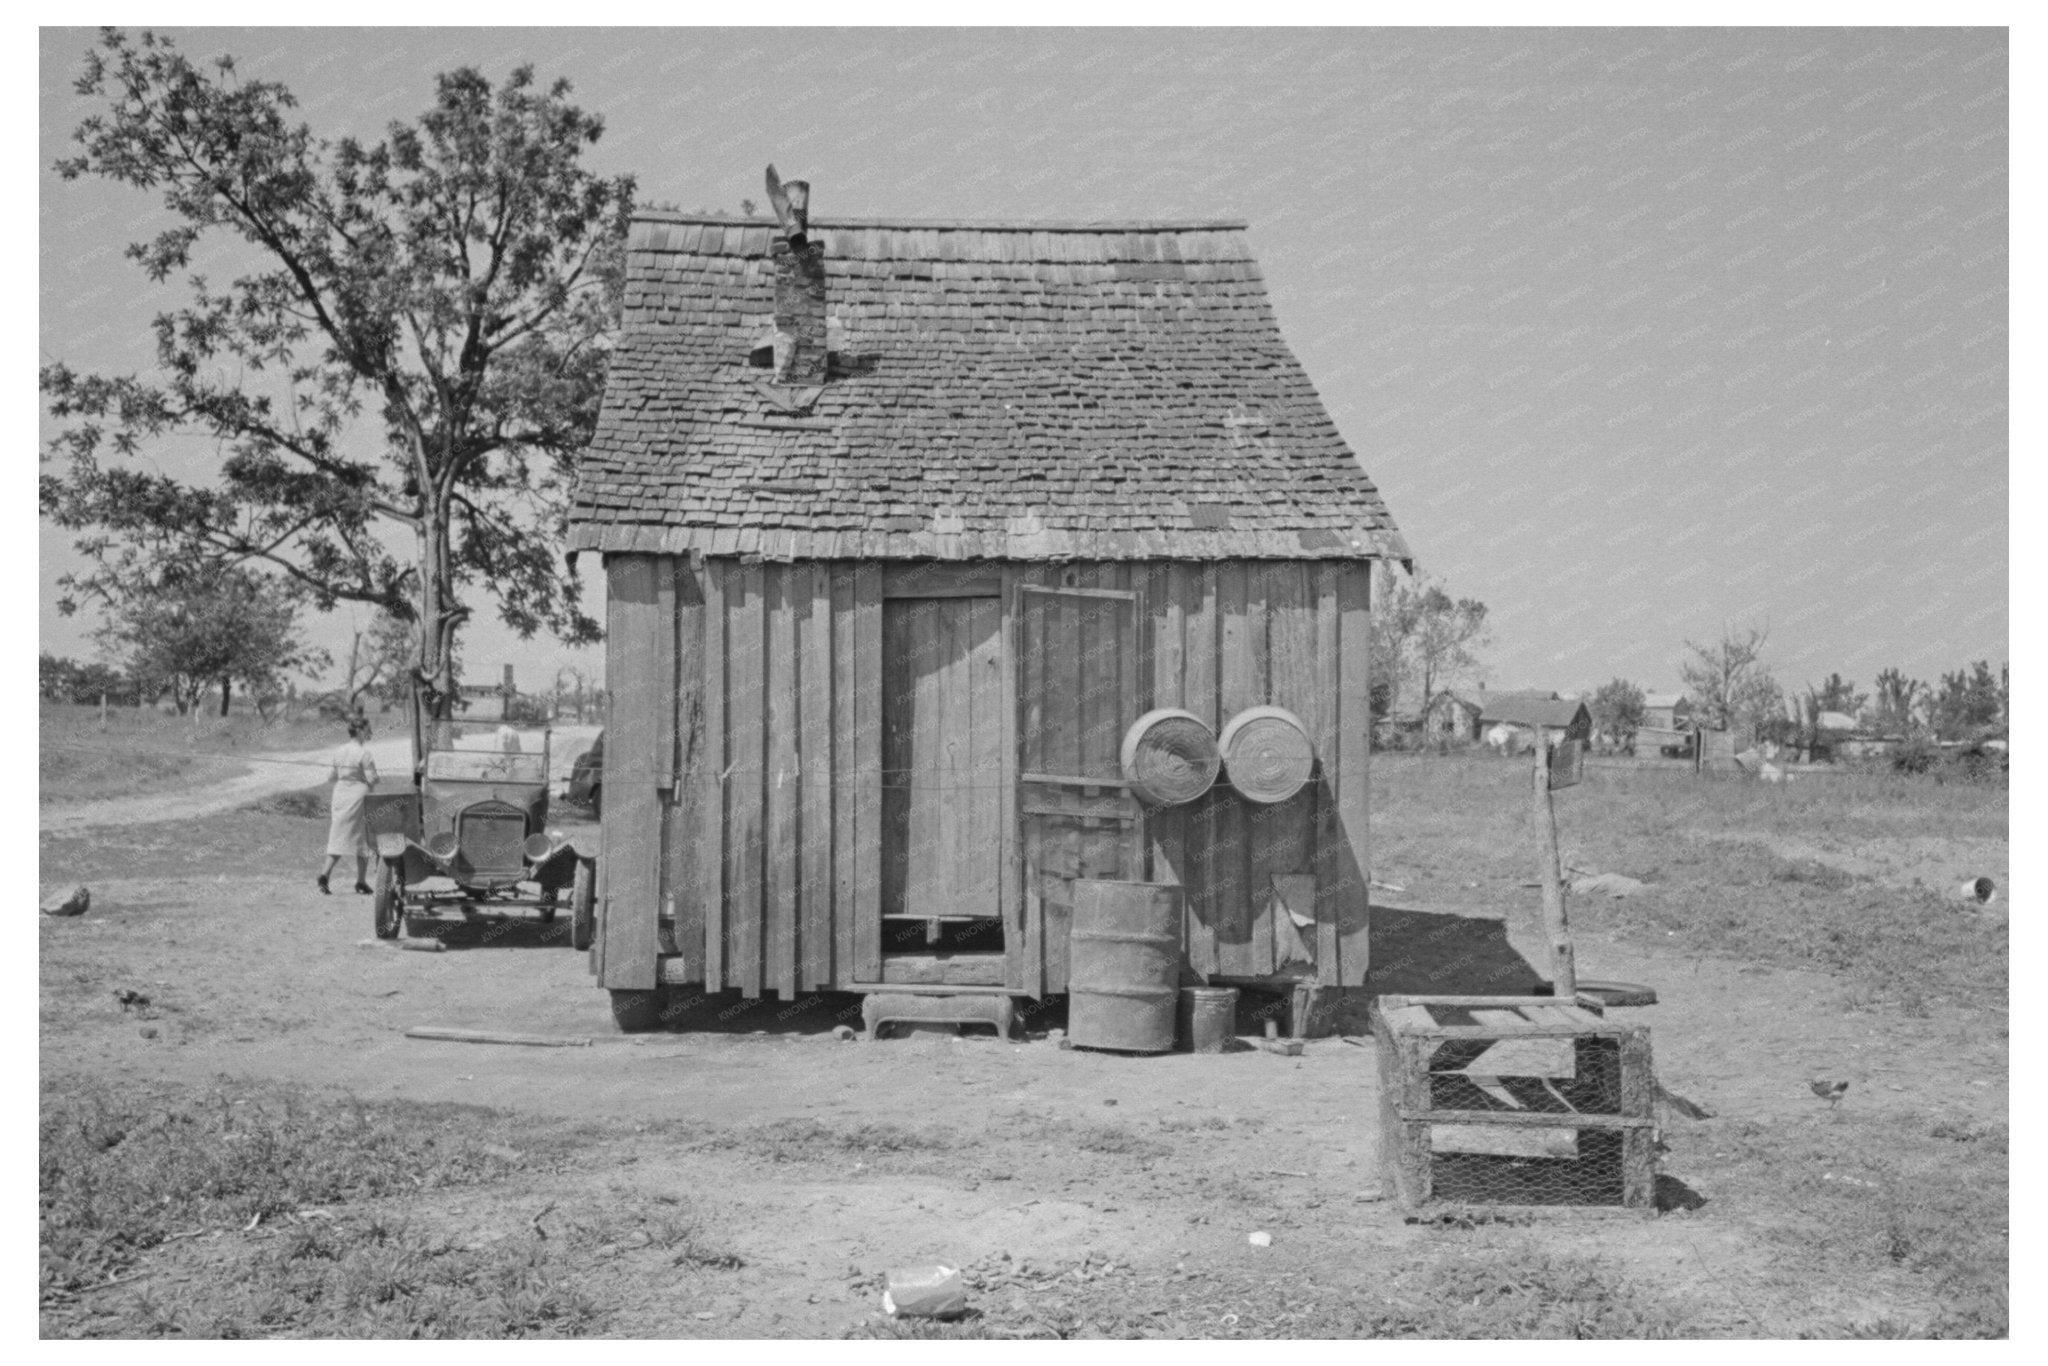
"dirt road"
39,736,413,835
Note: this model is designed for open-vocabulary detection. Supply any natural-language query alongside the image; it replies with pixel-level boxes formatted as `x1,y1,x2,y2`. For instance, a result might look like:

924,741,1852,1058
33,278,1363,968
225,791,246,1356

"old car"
568,729,604,817
364,726,598,949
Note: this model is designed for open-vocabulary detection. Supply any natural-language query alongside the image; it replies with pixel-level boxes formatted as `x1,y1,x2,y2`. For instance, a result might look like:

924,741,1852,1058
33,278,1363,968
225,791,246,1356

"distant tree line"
1586,623,2007,758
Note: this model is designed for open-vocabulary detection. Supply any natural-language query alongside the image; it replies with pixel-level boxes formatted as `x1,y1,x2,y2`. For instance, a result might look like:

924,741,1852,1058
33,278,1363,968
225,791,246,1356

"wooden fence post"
1532,725,1575,998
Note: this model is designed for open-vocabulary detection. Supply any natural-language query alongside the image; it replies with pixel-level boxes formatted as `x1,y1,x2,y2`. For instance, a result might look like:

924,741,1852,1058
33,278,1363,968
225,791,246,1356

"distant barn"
570,193,1409,1025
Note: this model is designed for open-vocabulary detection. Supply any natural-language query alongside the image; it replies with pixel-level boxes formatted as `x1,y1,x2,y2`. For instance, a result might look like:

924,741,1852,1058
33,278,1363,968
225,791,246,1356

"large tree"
40,30,633,752
1371,568,1491,715
1680,624,1784,734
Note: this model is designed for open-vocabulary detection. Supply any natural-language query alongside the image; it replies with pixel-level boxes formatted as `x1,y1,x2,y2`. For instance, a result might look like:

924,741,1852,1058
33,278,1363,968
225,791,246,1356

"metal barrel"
1067,879,1183,1053
1177,986,1239,1053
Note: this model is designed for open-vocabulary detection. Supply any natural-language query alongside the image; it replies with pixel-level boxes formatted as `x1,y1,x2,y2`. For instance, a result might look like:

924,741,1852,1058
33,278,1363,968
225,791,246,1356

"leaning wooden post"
1532,724,1576,998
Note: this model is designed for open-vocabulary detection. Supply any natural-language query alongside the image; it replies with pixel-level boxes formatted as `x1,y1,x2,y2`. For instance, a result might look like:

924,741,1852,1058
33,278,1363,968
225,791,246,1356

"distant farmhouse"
1422,687,1556,745
1422,689,1484,743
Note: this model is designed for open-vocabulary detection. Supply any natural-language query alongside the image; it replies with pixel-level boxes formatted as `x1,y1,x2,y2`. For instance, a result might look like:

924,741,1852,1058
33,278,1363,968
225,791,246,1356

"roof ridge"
632,209,1251,233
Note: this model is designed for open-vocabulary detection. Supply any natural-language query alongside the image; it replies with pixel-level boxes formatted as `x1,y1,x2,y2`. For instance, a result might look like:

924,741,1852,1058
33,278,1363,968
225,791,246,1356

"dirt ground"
39,777,2008,1336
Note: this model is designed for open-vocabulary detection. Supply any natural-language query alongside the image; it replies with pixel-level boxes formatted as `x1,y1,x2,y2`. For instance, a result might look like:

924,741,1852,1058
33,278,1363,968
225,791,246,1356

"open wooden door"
1016,582,1148,996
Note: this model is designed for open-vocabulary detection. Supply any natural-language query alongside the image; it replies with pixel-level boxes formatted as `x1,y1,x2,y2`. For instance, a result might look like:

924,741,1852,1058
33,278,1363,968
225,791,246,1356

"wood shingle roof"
569,211,1409,561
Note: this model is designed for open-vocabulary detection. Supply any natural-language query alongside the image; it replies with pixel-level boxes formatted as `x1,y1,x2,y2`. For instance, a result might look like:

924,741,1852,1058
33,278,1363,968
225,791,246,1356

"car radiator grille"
460,806,528,876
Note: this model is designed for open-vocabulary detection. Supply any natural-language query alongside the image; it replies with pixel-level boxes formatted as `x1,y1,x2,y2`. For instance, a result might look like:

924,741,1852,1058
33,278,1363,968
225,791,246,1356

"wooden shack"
568,192,1408,1023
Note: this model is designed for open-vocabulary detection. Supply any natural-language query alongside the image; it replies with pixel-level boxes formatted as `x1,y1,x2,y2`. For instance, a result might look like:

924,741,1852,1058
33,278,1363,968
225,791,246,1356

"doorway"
880,594,1005,963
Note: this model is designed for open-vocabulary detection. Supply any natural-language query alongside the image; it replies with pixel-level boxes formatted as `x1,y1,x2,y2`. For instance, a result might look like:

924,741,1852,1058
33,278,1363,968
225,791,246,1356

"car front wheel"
373,860,403,939
570,861,596,952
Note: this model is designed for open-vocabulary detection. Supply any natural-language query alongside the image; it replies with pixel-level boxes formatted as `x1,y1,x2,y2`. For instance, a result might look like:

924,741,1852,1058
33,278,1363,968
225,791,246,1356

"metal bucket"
1177,986,1239,1053
1067,880,1182,1053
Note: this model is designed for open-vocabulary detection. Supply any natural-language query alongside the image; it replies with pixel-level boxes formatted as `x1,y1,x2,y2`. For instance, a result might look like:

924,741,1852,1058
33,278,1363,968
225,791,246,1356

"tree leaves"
43,28,634,713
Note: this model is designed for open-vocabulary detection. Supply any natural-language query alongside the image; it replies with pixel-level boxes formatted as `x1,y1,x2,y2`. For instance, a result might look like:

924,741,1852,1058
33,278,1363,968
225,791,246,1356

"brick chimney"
766,165,827,385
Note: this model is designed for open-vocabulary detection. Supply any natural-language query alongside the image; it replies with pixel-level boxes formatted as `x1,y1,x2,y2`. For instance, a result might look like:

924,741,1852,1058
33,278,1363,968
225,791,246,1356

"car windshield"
418,720,548,784
423,749,547,784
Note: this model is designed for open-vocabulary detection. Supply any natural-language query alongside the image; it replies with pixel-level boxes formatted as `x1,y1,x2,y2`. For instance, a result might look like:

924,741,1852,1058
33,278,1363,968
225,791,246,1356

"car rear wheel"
373,859,403,940
570,861,596,952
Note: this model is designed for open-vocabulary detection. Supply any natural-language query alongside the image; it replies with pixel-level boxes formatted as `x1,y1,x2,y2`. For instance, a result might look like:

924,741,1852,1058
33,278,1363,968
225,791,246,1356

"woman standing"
318,717,380,895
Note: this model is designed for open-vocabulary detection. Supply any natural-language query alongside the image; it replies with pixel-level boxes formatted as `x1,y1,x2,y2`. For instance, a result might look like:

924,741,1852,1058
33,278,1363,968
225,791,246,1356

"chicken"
112,988,151,1012
1810,1079,1850,1109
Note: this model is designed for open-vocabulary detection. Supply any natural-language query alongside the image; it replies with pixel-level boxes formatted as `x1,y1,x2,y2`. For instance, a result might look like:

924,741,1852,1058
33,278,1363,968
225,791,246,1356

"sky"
37,25,2009,701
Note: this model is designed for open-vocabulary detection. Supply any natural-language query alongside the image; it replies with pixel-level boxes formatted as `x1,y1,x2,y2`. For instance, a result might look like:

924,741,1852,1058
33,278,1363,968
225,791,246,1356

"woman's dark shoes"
316,875,331,895
354,881,373,895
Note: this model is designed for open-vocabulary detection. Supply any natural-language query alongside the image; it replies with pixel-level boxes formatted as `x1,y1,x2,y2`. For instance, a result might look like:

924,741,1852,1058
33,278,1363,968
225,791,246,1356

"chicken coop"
1373,994,1658,1213
568,178,1408,1027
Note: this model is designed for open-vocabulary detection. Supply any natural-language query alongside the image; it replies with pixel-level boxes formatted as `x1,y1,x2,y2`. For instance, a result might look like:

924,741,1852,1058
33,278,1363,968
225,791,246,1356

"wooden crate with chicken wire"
1373,995,1657,1213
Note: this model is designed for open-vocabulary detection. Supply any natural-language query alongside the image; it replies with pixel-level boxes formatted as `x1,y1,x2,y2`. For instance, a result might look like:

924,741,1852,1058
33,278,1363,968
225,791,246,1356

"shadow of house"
1363,903,1546,997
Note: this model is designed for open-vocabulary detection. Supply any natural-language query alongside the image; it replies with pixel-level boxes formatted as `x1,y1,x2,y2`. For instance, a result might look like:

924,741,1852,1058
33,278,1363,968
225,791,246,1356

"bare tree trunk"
219,676,231,717
410,491,469,780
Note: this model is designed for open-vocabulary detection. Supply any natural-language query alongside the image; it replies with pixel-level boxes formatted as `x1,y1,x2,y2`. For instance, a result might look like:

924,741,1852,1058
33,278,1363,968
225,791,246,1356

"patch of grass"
1588,839,2008,1013
137,1216,605,1340
39,701,350,805
40,807,341,883
1069,1123,1169,1159
561,1199,745,1271
728,1117,947,1166
1703,1113,2007,1338
248,785,330,820
40,1075,537,1300
1341,1249,1698,1338
39,1077,757,1338
845,1247,1703,1339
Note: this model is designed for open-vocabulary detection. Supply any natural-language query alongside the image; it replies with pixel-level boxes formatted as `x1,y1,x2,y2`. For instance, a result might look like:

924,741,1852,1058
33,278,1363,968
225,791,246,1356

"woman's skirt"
327,779,371,857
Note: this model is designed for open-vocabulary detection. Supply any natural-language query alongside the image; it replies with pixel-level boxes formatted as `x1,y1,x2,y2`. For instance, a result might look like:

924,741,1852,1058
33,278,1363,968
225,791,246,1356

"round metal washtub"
1119,708,1222,807
1066,879,1183,1054
1177,985,1239,1053
1218,705,1316,804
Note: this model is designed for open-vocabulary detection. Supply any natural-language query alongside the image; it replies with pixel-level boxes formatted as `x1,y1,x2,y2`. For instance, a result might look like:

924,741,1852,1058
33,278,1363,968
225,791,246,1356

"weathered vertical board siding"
1214,563,1257,978
1262,562,1320,975
851,562,883,982
799,563,834,991
631,557,1369,998
725,561,766,997
764,565,799,998
1145,562,1188,941
1334,562,1372,986
1182,564,1222,980
600,555,665,991
697,560,726,991
670,560,707,984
